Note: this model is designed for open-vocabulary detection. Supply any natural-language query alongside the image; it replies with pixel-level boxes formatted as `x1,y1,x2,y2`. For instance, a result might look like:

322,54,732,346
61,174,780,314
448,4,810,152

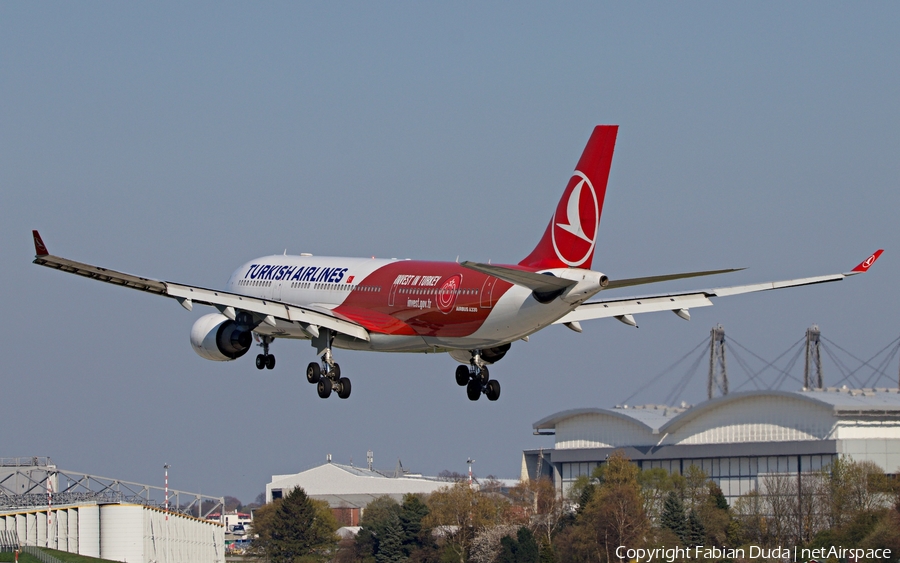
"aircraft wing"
30,231,370,341
555,250,883,326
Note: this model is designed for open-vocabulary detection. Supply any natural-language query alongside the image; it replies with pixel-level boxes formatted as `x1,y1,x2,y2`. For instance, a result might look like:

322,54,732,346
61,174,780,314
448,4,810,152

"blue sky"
2,3,897,502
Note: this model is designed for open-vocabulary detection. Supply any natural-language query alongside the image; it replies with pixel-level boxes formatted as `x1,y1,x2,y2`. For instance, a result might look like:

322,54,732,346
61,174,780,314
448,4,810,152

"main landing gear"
255,335,276,370
305,334,351,400
455,352,501,401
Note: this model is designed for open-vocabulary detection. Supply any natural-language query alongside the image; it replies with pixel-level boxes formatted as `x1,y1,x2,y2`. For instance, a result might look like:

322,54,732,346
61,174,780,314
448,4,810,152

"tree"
399,494,432,557
437,470,469,482
695,483,732,548
224,495,243,512
555,451,648,562
424,482,509,563
470,526,518,563
493,527,539,563
638,467,678,524
660,491,687,544
686,510,705,547
732,490,767,546
514,527,539,562
509,478,565,551
375,513,405,563
681,465,709,512
355,496,402,561
251,486,339,563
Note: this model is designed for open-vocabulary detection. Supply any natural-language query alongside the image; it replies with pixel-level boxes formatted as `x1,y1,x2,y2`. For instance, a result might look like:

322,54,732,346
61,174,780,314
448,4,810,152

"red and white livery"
31,126,883,401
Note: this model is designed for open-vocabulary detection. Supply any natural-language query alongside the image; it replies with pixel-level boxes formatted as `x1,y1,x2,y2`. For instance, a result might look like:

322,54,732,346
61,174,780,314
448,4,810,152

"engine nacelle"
190,313,252,361
481,343,511,364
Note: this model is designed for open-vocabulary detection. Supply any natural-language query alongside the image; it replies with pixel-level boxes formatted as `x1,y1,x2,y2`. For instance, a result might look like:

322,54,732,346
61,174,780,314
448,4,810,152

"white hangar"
267,460,448,509
522,388,900,503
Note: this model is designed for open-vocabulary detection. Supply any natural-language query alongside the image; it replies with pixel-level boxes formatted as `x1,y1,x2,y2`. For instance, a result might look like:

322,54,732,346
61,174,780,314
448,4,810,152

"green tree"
497,536,517,563
660,491,687,544
708,483,728,511
399,494,432,556
515,527,539,563
356,496,402,562
686,510,705,547
638,467,678,524
495,527,539,563
695,483,732,548
252,487,339,563
375,513,406,563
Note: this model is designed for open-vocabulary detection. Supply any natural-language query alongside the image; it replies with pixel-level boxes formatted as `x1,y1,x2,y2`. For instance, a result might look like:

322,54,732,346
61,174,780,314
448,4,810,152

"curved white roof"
534,388,900,449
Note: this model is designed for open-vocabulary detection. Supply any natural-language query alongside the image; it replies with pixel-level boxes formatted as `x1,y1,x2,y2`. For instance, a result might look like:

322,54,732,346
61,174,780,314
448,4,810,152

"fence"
21,546,66,563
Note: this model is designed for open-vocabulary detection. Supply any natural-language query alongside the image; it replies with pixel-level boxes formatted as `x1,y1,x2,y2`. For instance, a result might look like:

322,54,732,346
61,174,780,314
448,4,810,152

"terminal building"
522,388,900,504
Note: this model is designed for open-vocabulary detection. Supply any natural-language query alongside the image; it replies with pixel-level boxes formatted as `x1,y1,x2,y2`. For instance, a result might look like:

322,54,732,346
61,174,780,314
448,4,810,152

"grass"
0,552,42,563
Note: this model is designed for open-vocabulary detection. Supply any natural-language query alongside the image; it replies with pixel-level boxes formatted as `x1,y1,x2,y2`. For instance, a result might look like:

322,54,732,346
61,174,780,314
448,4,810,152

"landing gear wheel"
478,365,490,385
317,378,333,399
466,380,481,401
486,379,501,401
265,355,276,370
455,365,470,386
331,363,341,379
256,354,266,370
306,362,321,384
337,377,352,399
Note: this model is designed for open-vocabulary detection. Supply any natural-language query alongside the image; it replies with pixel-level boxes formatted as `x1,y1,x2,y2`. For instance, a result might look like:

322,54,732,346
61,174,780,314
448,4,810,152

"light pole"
164,464,170,519
164,464,170,563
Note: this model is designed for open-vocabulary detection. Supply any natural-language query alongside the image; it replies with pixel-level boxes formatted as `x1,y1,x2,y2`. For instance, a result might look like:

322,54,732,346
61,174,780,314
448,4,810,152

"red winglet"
32,230,49,256
851,249,883,273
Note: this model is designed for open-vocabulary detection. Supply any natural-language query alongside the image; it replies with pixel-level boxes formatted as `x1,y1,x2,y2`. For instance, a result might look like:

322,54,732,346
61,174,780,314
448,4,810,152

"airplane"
31,125,883,402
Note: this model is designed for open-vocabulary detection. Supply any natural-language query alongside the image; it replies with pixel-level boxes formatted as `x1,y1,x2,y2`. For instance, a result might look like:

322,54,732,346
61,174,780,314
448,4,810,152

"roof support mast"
708,325,728,399
805,325,823,389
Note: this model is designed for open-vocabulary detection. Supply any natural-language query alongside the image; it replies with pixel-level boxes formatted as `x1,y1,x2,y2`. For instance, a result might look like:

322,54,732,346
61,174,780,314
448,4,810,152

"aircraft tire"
338,377,352,399
306,362,321,384
256,354,266,370
466,380,481,401
317,378,333,399
486,379,501,401
478,365,490,385
332,363,341,378
455,365,470,386
266,355,276,369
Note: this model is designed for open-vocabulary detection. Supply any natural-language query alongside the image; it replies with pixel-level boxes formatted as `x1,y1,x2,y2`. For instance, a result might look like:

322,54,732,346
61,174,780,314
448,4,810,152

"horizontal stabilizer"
605,268,743,290
460,261,576,293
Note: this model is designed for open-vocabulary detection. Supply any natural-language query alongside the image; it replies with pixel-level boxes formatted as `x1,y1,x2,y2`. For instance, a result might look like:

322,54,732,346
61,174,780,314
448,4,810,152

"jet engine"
481,343,511,364
190,313,252,361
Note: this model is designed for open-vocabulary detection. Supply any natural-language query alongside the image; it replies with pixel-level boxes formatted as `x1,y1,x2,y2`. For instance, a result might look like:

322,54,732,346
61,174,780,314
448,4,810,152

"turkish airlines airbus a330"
32,126,882,401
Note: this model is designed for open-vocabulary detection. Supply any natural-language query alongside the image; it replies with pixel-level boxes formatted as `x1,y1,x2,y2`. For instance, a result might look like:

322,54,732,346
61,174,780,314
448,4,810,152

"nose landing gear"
456,351,501,401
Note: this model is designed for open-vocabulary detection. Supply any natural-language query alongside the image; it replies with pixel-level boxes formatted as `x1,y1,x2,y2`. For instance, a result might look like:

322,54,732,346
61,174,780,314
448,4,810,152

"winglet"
32,230,49,257
850,249,883,273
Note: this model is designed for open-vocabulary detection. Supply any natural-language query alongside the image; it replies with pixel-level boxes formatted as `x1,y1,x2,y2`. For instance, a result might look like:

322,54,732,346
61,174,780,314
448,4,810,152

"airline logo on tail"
519,125,618,271
552,171,599,267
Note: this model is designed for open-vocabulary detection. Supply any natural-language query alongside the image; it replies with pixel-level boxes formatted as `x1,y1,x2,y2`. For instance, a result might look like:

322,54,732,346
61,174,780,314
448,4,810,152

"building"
267,459,450,525
0,457,225,563
522,388,900,503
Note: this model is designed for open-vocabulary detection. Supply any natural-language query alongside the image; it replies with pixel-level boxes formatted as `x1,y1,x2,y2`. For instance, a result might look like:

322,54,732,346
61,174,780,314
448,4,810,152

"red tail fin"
519,125,618,270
